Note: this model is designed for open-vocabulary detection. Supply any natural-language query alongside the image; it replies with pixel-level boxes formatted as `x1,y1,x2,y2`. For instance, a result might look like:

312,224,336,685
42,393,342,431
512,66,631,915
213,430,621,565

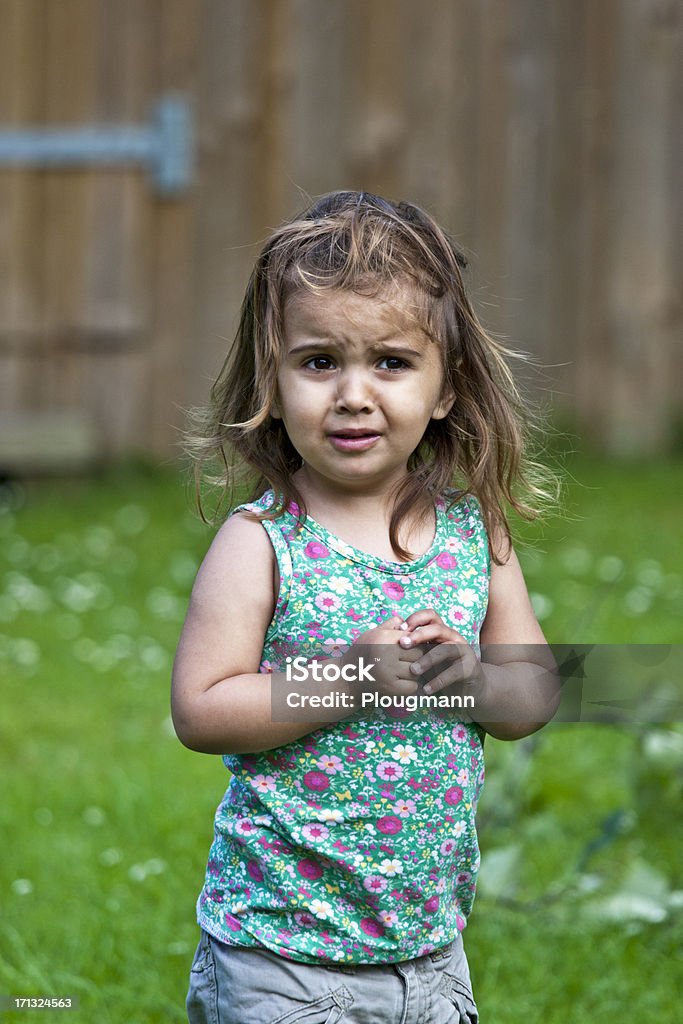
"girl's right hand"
344,615,420,698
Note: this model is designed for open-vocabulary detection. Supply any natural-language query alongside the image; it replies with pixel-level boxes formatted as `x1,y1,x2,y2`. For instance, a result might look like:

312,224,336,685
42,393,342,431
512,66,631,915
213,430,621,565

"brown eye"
379,357,408,371
304,356,335,371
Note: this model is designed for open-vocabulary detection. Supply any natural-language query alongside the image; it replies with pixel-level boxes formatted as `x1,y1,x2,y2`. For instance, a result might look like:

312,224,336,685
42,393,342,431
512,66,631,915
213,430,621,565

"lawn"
1,453,682,1022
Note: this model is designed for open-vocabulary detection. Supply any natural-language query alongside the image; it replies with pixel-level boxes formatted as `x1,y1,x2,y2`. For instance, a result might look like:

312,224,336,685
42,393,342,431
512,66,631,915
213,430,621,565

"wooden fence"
0,0,680,471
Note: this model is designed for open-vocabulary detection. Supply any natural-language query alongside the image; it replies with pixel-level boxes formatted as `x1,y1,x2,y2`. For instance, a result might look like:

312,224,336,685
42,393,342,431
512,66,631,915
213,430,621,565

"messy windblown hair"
186,190,557,563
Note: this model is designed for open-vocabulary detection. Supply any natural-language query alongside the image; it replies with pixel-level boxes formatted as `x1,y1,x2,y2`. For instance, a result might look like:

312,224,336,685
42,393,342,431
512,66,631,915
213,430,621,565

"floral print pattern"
196,491,490,964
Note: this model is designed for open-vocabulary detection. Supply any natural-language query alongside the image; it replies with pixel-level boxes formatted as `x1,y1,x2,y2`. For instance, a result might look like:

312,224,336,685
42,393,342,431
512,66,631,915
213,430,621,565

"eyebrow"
286,341,426,358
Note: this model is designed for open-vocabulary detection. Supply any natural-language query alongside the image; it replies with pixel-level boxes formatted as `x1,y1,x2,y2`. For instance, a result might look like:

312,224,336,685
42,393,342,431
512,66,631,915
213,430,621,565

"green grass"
1,454,682,1021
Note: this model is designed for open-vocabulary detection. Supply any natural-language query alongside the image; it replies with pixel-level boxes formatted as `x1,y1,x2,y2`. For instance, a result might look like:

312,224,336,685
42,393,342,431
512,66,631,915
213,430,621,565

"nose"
334,368,376,414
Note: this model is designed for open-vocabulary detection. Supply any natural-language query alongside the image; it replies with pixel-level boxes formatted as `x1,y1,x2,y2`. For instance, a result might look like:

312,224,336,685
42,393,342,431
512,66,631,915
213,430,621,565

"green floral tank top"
196,490,490,964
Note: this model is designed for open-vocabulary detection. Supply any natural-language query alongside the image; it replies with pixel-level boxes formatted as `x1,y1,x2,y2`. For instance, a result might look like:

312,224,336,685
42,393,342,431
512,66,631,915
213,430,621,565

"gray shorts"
186,928,478,1024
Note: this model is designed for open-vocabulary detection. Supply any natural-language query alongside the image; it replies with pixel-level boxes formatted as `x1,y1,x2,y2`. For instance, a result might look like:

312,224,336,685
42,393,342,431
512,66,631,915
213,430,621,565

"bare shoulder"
481,528,546,645
189,512,276,616
172,512,277,699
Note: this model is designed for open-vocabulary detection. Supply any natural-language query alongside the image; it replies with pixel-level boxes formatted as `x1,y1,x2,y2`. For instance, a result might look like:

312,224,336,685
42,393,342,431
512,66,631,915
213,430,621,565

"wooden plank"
544,0,588,403
498,0,555,365
471,0,509,337
0,0,45,419
265,0,347,216
192,0,269,410
80,0,156,456
342,0,407,199
601,0,681,452
146,0,200,453
574,0,619,445
42,0,99,434
400,0,480,242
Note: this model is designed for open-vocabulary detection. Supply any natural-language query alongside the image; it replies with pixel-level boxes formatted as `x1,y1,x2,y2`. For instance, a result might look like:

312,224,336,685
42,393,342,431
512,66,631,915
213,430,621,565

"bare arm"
171,515,350,754
474,543,560,739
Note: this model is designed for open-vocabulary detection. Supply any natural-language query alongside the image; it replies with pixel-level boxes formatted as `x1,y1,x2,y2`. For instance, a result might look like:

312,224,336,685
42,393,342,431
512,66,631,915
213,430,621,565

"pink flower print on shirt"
452,724,468,743
303,771,330,792
316,754,344,775
360,918,385,937
436,551,458,570
440,838,457,856
444,786,464,806
251,774,276,794
305,541,330,559
314,592,341,613
376,761,404,782
224,913,243,932
392,798,417,818
363,874,388,894
376,815,403,835
246,859,264,882
322,638,348,657
302,822,330,842
423,894,440,914
297,858,324,880
379,910,398,927
382,580,405,602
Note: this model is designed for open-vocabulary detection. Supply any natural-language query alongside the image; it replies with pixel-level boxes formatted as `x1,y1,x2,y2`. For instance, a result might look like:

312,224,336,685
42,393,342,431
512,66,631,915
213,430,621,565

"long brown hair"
186,191,557,563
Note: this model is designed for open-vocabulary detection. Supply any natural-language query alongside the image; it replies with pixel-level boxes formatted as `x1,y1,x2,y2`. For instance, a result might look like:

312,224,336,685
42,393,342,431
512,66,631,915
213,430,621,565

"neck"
292,466,400,521
290,467,433,561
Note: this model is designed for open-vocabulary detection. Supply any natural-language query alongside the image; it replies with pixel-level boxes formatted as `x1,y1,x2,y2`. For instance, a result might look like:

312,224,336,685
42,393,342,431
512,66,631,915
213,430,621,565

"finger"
399,623,459,648
396,645,423,664
381,614,405,628
403,608,440,631
423,657,470,691
409,638,473,679
420,648,479,694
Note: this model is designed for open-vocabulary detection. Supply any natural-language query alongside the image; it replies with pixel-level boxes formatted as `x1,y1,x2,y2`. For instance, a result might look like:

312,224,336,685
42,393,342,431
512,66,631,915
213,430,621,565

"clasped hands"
345,608,483,708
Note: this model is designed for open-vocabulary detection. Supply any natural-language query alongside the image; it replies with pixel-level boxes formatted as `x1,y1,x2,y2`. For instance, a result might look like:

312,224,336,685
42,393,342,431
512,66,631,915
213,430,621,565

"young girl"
172,191,559,1023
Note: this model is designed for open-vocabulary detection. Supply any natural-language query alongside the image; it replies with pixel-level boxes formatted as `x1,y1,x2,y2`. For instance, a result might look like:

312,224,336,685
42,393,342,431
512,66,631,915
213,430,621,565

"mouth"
328,430,381,452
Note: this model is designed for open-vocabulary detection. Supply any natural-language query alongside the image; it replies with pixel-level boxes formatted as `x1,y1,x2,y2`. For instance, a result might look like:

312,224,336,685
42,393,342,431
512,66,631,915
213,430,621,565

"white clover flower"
310,899,334,920
377,859,403,877
390,745,417,764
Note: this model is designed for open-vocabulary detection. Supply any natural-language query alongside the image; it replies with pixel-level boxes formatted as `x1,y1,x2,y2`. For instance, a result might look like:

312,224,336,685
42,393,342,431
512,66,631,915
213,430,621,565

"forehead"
282,285,431,344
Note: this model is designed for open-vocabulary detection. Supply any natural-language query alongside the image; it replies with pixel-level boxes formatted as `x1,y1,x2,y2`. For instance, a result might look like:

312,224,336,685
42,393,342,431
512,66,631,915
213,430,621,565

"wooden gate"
0,0,197,471
1,1,680,471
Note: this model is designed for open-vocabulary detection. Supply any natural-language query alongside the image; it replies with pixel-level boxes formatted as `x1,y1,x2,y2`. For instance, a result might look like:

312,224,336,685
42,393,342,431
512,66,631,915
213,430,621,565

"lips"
328,429,381,452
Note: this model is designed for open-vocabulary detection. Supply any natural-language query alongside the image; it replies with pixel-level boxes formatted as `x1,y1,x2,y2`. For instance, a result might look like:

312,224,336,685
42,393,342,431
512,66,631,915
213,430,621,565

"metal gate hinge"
0,93,193,196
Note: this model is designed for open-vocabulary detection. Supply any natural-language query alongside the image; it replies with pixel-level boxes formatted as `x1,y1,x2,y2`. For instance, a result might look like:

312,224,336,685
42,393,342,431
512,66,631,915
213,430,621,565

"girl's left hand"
398,608,483,696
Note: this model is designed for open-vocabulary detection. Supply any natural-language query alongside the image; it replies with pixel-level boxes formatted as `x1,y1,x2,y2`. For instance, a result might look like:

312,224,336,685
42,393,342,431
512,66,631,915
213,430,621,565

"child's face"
273,287,454,496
